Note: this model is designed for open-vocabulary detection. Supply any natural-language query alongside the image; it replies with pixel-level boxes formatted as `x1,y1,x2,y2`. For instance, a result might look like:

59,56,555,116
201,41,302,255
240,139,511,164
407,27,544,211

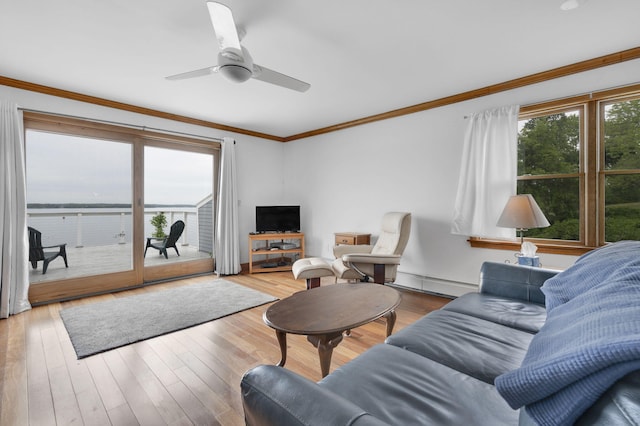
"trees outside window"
517,110,581,241
602,99,640,242
515,96,640,247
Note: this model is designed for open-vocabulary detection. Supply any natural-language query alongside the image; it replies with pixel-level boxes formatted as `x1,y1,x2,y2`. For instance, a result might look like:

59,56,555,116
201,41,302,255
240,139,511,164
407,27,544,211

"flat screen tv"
256,205,300,233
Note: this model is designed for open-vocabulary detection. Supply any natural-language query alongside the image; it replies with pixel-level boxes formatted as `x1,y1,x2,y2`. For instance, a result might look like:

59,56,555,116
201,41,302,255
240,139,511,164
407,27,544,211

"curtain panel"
0,100,31,318
215,137,241,275
451,105,520,239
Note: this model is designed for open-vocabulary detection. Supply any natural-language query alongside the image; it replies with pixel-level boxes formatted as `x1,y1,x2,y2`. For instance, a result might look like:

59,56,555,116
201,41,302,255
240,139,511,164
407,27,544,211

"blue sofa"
241,241,640,425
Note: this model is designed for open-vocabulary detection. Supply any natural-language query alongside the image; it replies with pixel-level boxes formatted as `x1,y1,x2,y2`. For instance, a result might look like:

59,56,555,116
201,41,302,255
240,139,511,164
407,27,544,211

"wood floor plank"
41,321,86,425
25,308,56,426
166,380,220,426
75,389,112,426
106,403,140,426
101,350,166,425
53,303,112,425
173,364,232,418
1,312,29,426
48,364,84,425
175,346,243,417
0,271,451,425
117,345,191,426
85,355,128,412
131,340,181,388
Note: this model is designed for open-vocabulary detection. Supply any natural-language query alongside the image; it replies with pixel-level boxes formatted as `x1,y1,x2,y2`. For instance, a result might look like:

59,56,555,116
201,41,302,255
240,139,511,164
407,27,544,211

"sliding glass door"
143,144,216,282
24,113,219,304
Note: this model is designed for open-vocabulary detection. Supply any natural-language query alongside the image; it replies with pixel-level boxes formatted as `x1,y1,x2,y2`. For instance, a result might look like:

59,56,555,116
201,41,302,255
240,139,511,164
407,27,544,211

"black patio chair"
144,220,185,259
28,226,68,274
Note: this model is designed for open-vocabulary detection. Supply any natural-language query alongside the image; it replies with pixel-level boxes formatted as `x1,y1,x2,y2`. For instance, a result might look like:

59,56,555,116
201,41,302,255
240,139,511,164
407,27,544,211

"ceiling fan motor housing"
218,47,253,83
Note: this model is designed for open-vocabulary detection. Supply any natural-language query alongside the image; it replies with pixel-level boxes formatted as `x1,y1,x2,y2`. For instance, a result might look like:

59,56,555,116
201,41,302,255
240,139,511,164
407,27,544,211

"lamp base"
517,228,529,245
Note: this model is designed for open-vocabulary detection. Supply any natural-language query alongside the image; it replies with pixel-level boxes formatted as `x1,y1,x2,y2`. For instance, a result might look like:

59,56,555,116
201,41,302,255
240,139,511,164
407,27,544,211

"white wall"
283,59,640,295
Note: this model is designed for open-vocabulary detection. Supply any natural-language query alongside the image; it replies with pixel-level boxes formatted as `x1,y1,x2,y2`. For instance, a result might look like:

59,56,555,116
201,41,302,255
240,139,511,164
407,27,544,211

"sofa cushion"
442,292,546,333
385,310,534,384
319,344,519,426
576,370,640,425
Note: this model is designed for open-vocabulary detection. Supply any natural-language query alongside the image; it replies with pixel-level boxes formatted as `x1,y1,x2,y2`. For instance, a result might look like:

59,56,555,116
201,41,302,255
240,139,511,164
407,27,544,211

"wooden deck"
28,243,211,284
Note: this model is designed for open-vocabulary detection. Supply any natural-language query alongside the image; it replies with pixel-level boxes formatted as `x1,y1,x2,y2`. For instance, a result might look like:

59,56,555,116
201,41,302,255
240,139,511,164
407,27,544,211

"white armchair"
331,212,411,284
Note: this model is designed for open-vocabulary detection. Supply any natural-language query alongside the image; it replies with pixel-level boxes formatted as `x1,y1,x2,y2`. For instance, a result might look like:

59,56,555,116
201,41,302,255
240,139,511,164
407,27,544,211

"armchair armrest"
342,253,402,265
42,243,66,249
333,244,374,258
241,365,387,426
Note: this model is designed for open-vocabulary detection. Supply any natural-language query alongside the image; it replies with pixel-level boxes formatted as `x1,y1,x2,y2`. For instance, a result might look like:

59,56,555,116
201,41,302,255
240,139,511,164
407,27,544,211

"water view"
27,206,200,248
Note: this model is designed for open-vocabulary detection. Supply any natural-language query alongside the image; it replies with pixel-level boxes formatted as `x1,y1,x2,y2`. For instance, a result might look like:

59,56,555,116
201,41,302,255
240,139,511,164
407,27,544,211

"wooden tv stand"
249,232,305,274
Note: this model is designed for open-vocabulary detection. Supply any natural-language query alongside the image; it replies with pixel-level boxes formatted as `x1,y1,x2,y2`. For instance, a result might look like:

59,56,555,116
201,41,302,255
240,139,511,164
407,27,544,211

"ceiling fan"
166,1,310,92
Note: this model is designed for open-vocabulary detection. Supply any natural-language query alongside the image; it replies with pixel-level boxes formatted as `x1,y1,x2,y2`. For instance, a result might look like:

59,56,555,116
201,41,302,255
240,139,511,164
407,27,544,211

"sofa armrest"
241,365,388,426
479,262,558,305
333,244,374,258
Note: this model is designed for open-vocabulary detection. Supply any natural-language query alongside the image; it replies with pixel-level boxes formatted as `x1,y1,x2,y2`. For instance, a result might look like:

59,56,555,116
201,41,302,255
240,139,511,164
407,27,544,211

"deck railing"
27,208,198,248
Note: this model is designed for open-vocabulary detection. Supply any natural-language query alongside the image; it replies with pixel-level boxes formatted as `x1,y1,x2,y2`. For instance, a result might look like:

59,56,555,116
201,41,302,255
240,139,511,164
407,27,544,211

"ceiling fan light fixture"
167,2,310,91
219,64,252,83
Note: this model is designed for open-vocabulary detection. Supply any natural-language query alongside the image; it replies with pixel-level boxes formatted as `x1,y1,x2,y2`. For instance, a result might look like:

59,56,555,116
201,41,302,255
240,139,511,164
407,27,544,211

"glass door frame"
24,112,220,304
141,138,218,283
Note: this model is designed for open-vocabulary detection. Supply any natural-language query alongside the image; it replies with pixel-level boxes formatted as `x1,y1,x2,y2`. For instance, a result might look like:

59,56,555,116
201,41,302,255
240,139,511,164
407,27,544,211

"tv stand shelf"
249,232,305,274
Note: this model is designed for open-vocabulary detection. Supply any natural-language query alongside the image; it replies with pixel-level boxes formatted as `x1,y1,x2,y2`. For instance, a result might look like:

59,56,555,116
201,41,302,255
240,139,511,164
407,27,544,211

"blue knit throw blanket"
495,241,640,426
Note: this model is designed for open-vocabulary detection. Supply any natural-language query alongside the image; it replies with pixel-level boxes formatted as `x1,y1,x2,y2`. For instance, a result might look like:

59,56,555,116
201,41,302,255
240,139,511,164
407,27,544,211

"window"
471,84,640,255
517,108,582,241
602,98,640,242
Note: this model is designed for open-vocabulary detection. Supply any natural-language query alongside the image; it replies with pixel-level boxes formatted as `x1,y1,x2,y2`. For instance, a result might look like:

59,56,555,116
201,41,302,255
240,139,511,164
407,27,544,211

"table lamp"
496,194,550,245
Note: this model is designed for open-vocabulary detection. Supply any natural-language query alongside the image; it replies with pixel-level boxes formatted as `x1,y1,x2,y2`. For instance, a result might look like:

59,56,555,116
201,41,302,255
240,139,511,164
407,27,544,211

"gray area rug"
60,279,277,359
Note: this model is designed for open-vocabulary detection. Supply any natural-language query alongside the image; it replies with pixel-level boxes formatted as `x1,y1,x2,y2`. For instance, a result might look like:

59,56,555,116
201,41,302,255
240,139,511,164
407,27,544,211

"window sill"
468,237,596,256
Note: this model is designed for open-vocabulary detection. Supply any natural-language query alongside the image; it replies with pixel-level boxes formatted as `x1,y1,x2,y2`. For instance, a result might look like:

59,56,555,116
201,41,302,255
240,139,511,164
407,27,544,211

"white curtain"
451,105,520,239
0,101,31,318
215,137,241,275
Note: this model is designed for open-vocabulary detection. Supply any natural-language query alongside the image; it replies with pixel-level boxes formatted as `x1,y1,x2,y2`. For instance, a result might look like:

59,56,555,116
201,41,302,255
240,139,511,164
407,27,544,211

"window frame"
470,83,640,256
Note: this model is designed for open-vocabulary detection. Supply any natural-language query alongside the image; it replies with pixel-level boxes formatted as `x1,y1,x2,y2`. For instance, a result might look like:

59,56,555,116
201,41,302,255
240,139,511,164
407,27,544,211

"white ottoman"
292,258,335,289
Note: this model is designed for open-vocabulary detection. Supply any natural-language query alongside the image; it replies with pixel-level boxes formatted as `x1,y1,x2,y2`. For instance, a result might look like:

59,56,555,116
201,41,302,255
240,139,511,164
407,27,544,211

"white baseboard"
392,271,477,298
311,256,477,298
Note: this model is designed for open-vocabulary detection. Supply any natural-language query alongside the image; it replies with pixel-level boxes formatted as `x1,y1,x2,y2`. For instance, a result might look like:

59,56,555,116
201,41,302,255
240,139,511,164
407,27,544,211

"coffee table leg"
384,310,397,337
275,330,287,367
307,332,344,378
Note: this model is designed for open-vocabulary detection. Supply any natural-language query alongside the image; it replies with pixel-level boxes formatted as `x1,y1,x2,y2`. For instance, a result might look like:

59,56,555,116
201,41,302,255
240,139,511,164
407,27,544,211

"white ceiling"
1,0,639,138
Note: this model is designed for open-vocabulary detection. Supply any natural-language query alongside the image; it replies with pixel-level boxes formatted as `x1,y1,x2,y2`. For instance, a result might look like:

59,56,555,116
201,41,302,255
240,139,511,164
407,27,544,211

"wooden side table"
334,232,371,245
248,232,305,273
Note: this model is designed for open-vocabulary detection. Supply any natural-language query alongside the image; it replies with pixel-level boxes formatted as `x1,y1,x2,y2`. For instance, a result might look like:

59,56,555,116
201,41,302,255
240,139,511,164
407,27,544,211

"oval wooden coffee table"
263,283,401,377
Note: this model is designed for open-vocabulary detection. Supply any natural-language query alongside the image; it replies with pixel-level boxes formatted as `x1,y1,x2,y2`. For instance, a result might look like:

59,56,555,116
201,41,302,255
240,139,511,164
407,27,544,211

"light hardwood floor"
0,272,451,426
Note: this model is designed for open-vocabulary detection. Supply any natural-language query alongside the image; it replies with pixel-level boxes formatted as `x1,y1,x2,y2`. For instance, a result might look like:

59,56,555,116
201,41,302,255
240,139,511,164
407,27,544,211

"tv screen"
256,206,300,233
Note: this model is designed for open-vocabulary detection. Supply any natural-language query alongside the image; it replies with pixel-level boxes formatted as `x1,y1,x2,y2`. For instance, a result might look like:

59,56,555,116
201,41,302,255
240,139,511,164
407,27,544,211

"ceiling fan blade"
252,64,310,92
206,1,243,59
165,66,219,81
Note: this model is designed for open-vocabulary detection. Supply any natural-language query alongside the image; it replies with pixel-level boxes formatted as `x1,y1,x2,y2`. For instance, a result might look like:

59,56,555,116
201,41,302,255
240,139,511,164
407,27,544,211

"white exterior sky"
25,130,213,206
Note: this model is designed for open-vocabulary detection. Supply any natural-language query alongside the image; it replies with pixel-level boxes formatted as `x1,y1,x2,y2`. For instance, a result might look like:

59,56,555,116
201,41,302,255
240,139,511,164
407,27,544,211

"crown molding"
0,75,286,142
283,46,640,141
2,46,640,142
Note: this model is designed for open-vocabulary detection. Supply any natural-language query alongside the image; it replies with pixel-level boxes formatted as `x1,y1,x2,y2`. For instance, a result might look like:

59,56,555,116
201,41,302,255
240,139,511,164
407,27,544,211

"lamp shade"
497,194,550,230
